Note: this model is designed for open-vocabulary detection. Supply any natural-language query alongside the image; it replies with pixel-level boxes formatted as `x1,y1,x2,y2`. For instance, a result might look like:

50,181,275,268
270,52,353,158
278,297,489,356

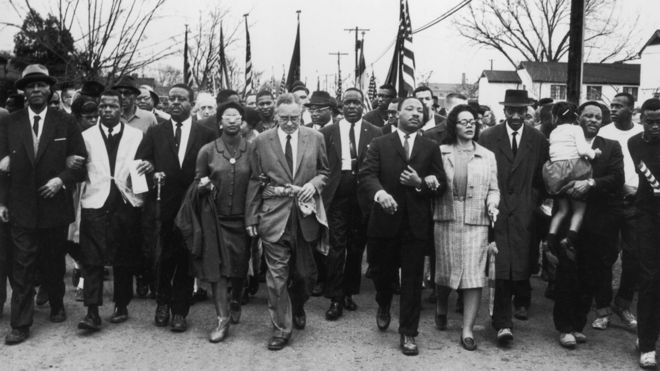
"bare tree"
454,0,640,67
3,0,178,85
155,64,182,88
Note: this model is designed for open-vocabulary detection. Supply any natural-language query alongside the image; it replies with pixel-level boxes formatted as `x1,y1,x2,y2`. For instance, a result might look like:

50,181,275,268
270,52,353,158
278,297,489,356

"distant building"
639,30,660,103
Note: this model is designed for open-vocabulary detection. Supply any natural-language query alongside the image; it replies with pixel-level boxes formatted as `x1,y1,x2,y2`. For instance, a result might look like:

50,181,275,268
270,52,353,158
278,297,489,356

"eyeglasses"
308,106,330,113
457,119,477,127
278,115,300,123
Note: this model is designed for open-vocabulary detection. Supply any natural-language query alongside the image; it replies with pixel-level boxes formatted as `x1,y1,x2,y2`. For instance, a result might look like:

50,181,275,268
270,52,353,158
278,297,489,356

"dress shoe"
5,328,29,345
229,300,241,324
293,307,306,330
170,314,188,332
109,306,128,324
376,304,391,331
78,313,101,332
559,333,576,349
460,335,477,351
400,335,419,356
136,279,149,298
154,304,170,327
209,317,230,343
311,282,324,297
36,286,49,306
325,301,343,321
435,313,447,331
267,336,289,351
50,307,66,323
344,296,358,311
497,328,514,345
514,306,528,320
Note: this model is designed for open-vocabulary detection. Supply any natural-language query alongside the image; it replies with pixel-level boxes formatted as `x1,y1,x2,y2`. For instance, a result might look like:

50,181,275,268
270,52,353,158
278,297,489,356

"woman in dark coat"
195,101,251,343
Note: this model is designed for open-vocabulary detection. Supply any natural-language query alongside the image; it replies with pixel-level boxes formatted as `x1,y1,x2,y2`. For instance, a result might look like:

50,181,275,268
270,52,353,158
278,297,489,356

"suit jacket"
421,117,447,145
135,118,215,222
433,143,499,225
0,107,86,228
358,132,447,239
245,126,329,243
363,109,387,127
478,123,548,280
80,123,145,209
320,119,381,209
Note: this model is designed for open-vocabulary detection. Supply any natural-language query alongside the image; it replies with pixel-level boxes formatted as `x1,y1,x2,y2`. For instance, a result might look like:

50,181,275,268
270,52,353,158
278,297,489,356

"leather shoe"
293,307,306,330
5,328,29,345
435,313,447,331
344,296,358,311
311,282,324,297
109,306,128,324
170,314,187,332
154,304,170,327
78,313,101,331
497,328,514,345
229,300,241,324
400,335,419,356
460,335,477,351
50,307,66,323
209,317,230,343
376,304,391,331
267,336,289,351
325,301,343,321
514,306,528,320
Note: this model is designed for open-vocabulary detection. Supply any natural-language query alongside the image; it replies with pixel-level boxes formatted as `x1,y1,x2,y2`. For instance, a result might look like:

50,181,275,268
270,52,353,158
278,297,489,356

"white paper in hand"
130,160,149,194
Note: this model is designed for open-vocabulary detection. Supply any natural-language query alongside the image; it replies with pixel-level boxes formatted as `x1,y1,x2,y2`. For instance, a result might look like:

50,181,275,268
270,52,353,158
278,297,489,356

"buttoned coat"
433,143,500,225
245,126,330,244
478,123,548,280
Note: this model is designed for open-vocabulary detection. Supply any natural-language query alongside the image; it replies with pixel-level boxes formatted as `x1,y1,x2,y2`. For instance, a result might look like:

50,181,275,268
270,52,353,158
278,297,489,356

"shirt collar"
172,116,192,128
340,118,362,128
28,106,47,120
277,126,299,140
397,128,417,142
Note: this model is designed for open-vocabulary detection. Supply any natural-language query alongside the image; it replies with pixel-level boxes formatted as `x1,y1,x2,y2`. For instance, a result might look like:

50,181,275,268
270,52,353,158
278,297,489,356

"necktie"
285,134,293,173
174,122,182,149
107,125,114,139
349,122,357,159
403,134,410,161
33,115,41,136
511,131,518,156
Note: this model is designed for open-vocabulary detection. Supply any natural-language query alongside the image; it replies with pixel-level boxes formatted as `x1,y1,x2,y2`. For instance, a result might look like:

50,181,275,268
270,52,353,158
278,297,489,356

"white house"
477,70,522,116
639,30,660,103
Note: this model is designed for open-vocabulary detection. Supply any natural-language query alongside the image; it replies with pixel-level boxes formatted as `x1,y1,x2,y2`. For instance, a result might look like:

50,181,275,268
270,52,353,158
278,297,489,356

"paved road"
0,269,642,370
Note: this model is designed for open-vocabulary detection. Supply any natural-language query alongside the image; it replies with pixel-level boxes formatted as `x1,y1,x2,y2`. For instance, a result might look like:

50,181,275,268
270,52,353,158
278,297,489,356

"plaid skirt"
542,157,592,195
434,200,489,289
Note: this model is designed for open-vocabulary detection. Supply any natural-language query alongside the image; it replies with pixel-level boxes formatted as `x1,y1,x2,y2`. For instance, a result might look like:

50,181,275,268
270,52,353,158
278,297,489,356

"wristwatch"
587,178,596,188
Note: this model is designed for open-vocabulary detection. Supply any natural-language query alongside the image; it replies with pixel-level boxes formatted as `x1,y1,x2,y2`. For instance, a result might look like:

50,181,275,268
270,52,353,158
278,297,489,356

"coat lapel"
163,120,179,164
495,125,514,164
268,130,293,180
18,111,35,165
408,134,423,162
183,122,199,164
390,132,407,162
357,124,370,157
331,123,341,159
92,125,112,176
295,128,306,174
36,111,56,163
511,127,532,172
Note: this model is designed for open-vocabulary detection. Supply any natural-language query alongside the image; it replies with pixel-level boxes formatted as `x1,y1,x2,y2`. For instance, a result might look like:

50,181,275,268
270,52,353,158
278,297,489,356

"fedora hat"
112,75,141,95
15,64,57,90
499,89,534,107
140,84,160,106
304,91,337,109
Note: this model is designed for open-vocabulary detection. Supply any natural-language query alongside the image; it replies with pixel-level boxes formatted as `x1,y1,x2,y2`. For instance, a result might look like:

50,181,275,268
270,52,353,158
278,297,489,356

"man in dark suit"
0,64,87,344
478,90,548,346
551,101,624,348
363,84,396,127
135,83,215,333
320,88,381,321
359,96,446,355
305,91,338,130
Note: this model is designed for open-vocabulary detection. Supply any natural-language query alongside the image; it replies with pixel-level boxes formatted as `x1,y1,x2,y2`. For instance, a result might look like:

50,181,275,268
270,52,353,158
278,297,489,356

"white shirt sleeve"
572,125,597,159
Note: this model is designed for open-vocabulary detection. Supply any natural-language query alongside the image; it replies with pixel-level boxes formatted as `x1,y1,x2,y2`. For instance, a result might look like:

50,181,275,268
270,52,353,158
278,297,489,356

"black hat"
80,80,105,98
140,85,160,106
538,97,554,106
304,91,337,109
15,64,57,90
111,75,140,95
217,101,245,118
499,89,534,107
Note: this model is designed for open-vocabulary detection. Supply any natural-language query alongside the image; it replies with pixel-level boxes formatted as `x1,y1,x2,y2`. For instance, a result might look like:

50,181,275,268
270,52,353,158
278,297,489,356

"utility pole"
329,51,348,95
344,26,369,85
566,0,585,104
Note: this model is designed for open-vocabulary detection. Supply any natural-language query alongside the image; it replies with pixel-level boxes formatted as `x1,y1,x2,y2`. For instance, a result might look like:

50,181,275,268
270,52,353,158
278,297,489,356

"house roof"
639,30,660,56
519,61,640,86
479,70,521,83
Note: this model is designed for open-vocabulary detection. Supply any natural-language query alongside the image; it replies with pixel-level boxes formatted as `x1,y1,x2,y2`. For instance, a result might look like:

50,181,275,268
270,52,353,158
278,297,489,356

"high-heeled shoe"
209,317,230,343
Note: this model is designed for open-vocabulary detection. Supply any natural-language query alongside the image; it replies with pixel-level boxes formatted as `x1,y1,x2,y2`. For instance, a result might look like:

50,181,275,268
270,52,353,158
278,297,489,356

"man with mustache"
478,90,548,346
359,96,446,355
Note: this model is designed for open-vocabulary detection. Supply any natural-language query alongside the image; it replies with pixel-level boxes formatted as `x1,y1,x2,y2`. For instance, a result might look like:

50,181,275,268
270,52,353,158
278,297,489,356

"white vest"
80,123,145,208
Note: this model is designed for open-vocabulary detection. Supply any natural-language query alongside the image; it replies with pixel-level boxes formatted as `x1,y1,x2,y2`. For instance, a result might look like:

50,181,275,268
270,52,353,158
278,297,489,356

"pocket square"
54,137,66,142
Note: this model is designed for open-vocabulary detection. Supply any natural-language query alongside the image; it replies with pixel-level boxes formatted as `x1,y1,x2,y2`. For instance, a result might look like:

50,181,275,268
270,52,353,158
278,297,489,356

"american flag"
336,71,342,99
367,72,377,104
385,0,415,97
243,15,253,97
183,27,193,87
279,72,287,95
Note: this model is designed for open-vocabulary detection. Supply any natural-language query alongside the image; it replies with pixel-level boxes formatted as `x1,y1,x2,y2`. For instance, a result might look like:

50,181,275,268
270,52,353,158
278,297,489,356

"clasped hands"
246,182,317,238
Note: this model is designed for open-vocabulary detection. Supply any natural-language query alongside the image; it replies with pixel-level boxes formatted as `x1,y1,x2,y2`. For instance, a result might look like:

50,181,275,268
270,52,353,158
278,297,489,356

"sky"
0,0,658,88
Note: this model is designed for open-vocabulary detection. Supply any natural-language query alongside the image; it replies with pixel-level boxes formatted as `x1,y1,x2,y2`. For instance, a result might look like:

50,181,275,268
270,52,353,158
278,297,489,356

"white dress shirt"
28,106,47,140
396,128,417,159
172,117,192,166
100,122,122,138
505,122,524,150
277,127,299,175
339,119,362,171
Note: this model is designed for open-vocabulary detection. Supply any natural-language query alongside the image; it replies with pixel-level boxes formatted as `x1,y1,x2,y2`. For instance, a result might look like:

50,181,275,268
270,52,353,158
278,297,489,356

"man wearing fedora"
112,76,157,133
0,64,87,344
320,88,381,320
478,89,548,346
305,91,338,130
138,85,170,124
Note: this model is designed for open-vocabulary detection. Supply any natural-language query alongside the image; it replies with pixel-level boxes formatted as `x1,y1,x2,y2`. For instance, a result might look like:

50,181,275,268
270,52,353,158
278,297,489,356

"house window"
586,86,602,101
623,86,638,101
551,85,566,100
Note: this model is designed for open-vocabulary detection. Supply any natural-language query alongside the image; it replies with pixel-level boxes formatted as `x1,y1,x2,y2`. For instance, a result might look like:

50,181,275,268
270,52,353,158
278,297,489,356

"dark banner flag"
218,23,230,89
286,13,301,91
386,0,416,97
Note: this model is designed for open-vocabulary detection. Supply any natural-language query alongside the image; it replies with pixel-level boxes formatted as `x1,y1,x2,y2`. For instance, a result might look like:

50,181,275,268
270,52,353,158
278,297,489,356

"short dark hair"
641,98,660,114
551,101,578,124
444,104,480,144
413,85,433,96
379,84,397,96
170,83,195,102
99,89,123,105
397,96,424,111
216,89,239,104
578,100,603,115
217,101,245,118
614,92,635,108
256,89,274,100
343,87,364,101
